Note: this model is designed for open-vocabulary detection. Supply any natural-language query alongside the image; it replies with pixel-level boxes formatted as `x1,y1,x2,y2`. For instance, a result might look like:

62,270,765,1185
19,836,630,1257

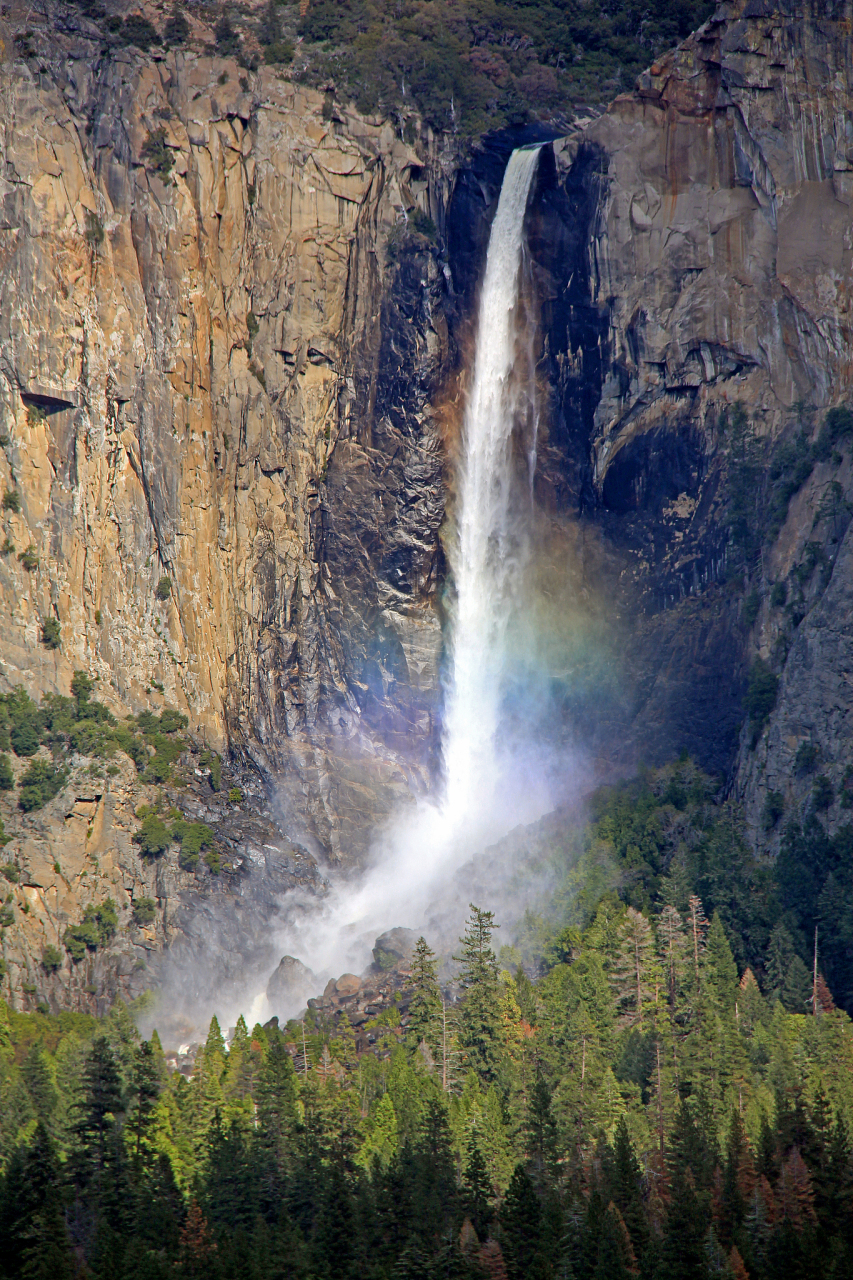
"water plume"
250,146,577,995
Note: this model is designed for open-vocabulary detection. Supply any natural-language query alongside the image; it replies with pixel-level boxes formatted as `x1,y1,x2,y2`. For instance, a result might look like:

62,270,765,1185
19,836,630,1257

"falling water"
442,144,542,828
239,146,547,1004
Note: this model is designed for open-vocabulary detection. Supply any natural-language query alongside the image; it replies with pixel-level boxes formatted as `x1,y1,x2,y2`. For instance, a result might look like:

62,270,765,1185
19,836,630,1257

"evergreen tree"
407,936,443,1060
463,1139,493,1239
455,905,502,1082
593,1201,638,1279
129,1039,162,1165
704,913,739,1013
501,1164,541,1280
72,1035,124,1193
525,1072,558,1189
611,908,659,1027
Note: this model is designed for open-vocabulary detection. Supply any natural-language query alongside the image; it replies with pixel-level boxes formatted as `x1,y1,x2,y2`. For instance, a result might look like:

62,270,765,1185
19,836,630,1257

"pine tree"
704,913,738,1014
129,1039,161,1165
205,1014,226,1057
407,936,443,1060
463,1139,493,1239
72,1035,124,1192
525,1072,558,1190
609,1116,647,1258
593,1201,638,1279
611,908,658,1027
501,1164,541,1280
687,895,709,989
455,905,502,1082
657,905,686,1008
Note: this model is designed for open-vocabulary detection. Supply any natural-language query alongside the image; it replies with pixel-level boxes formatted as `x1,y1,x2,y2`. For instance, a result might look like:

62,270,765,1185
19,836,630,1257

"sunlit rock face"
0,5,454,870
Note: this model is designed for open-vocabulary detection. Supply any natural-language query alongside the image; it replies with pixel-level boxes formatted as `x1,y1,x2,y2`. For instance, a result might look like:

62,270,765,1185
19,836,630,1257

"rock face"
5,0,853,1015
0,2,451,872
517,0,853,826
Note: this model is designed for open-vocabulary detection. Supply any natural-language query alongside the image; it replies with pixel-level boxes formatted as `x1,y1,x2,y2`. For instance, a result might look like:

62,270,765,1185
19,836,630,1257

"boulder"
372,927,418,970
266,956,316,1014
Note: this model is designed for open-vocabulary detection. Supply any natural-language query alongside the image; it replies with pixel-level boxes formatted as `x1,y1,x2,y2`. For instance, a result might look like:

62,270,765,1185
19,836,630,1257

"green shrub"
762,790,785,830
813,775,834,811
742,591,760,627
2,489,20,513
228,787,243,804
63,899,117,961
0,756,13,791
264,37,294,64
200,749,222,791
18,545,38,571
41,617,61,650
1,862,19,883
172,818,216,871
134,813,173,857
1,539,13,555
159,708,188,734
132,897,157,926
770,581,787,608
814,406,853,461
164,8,189,44
112,727,149,772
0,905,14,927
18,759,67,811
743,659,779,744
42,944,62,972
409,207,437,240
10,720,39,758
155,575,172,601
794,742,820,774
141,129,173,181
215,13,241,55
84,210,104,247
6,688,43,757
122,13,158,49
246,310,260,356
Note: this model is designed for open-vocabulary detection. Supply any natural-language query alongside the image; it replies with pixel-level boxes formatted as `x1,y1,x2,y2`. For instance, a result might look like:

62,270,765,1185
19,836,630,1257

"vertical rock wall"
0,16,454,864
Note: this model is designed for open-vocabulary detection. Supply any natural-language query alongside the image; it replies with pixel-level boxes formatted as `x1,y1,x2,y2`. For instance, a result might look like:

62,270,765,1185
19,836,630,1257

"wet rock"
266,955,316,1013
372,927,418,969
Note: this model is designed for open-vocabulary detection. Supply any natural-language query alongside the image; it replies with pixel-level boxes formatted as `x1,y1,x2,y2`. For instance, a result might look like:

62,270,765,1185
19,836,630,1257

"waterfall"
442,145,542,828
254,146,547,998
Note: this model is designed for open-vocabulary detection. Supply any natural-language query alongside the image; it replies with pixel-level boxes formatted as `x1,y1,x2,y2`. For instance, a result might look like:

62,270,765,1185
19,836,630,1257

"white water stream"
441,144,542,829
253,147,547,1001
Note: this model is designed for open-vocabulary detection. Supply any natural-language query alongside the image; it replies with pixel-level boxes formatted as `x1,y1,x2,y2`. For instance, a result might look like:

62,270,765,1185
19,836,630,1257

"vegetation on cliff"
295,0,715,133
2,762,853,1277
55,0,714,137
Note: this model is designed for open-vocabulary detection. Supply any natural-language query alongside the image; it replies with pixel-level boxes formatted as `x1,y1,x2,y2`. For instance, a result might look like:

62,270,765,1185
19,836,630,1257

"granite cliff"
1,0,853,1013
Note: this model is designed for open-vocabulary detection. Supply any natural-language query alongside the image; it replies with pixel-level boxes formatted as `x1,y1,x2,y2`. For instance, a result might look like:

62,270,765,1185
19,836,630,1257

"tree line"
2,761,853,1277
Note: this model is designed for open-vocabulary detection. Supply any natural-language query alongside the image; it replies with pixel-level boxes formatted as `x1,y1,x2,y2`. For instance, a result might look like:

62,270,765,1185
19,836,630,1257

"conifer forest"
3,764,853,1279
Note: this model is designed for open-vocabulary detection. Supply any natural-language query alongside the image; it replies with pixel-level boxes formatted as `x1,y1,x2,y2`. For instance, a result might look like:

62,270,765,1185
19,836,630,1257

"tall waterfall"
256,147,547,998
442,145,542,828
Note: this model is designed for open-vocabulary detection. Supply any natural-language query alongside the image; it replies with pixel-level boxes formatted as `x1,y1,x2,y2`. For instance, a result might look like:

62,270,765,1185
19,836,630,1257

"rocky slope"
3,0,853,1014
